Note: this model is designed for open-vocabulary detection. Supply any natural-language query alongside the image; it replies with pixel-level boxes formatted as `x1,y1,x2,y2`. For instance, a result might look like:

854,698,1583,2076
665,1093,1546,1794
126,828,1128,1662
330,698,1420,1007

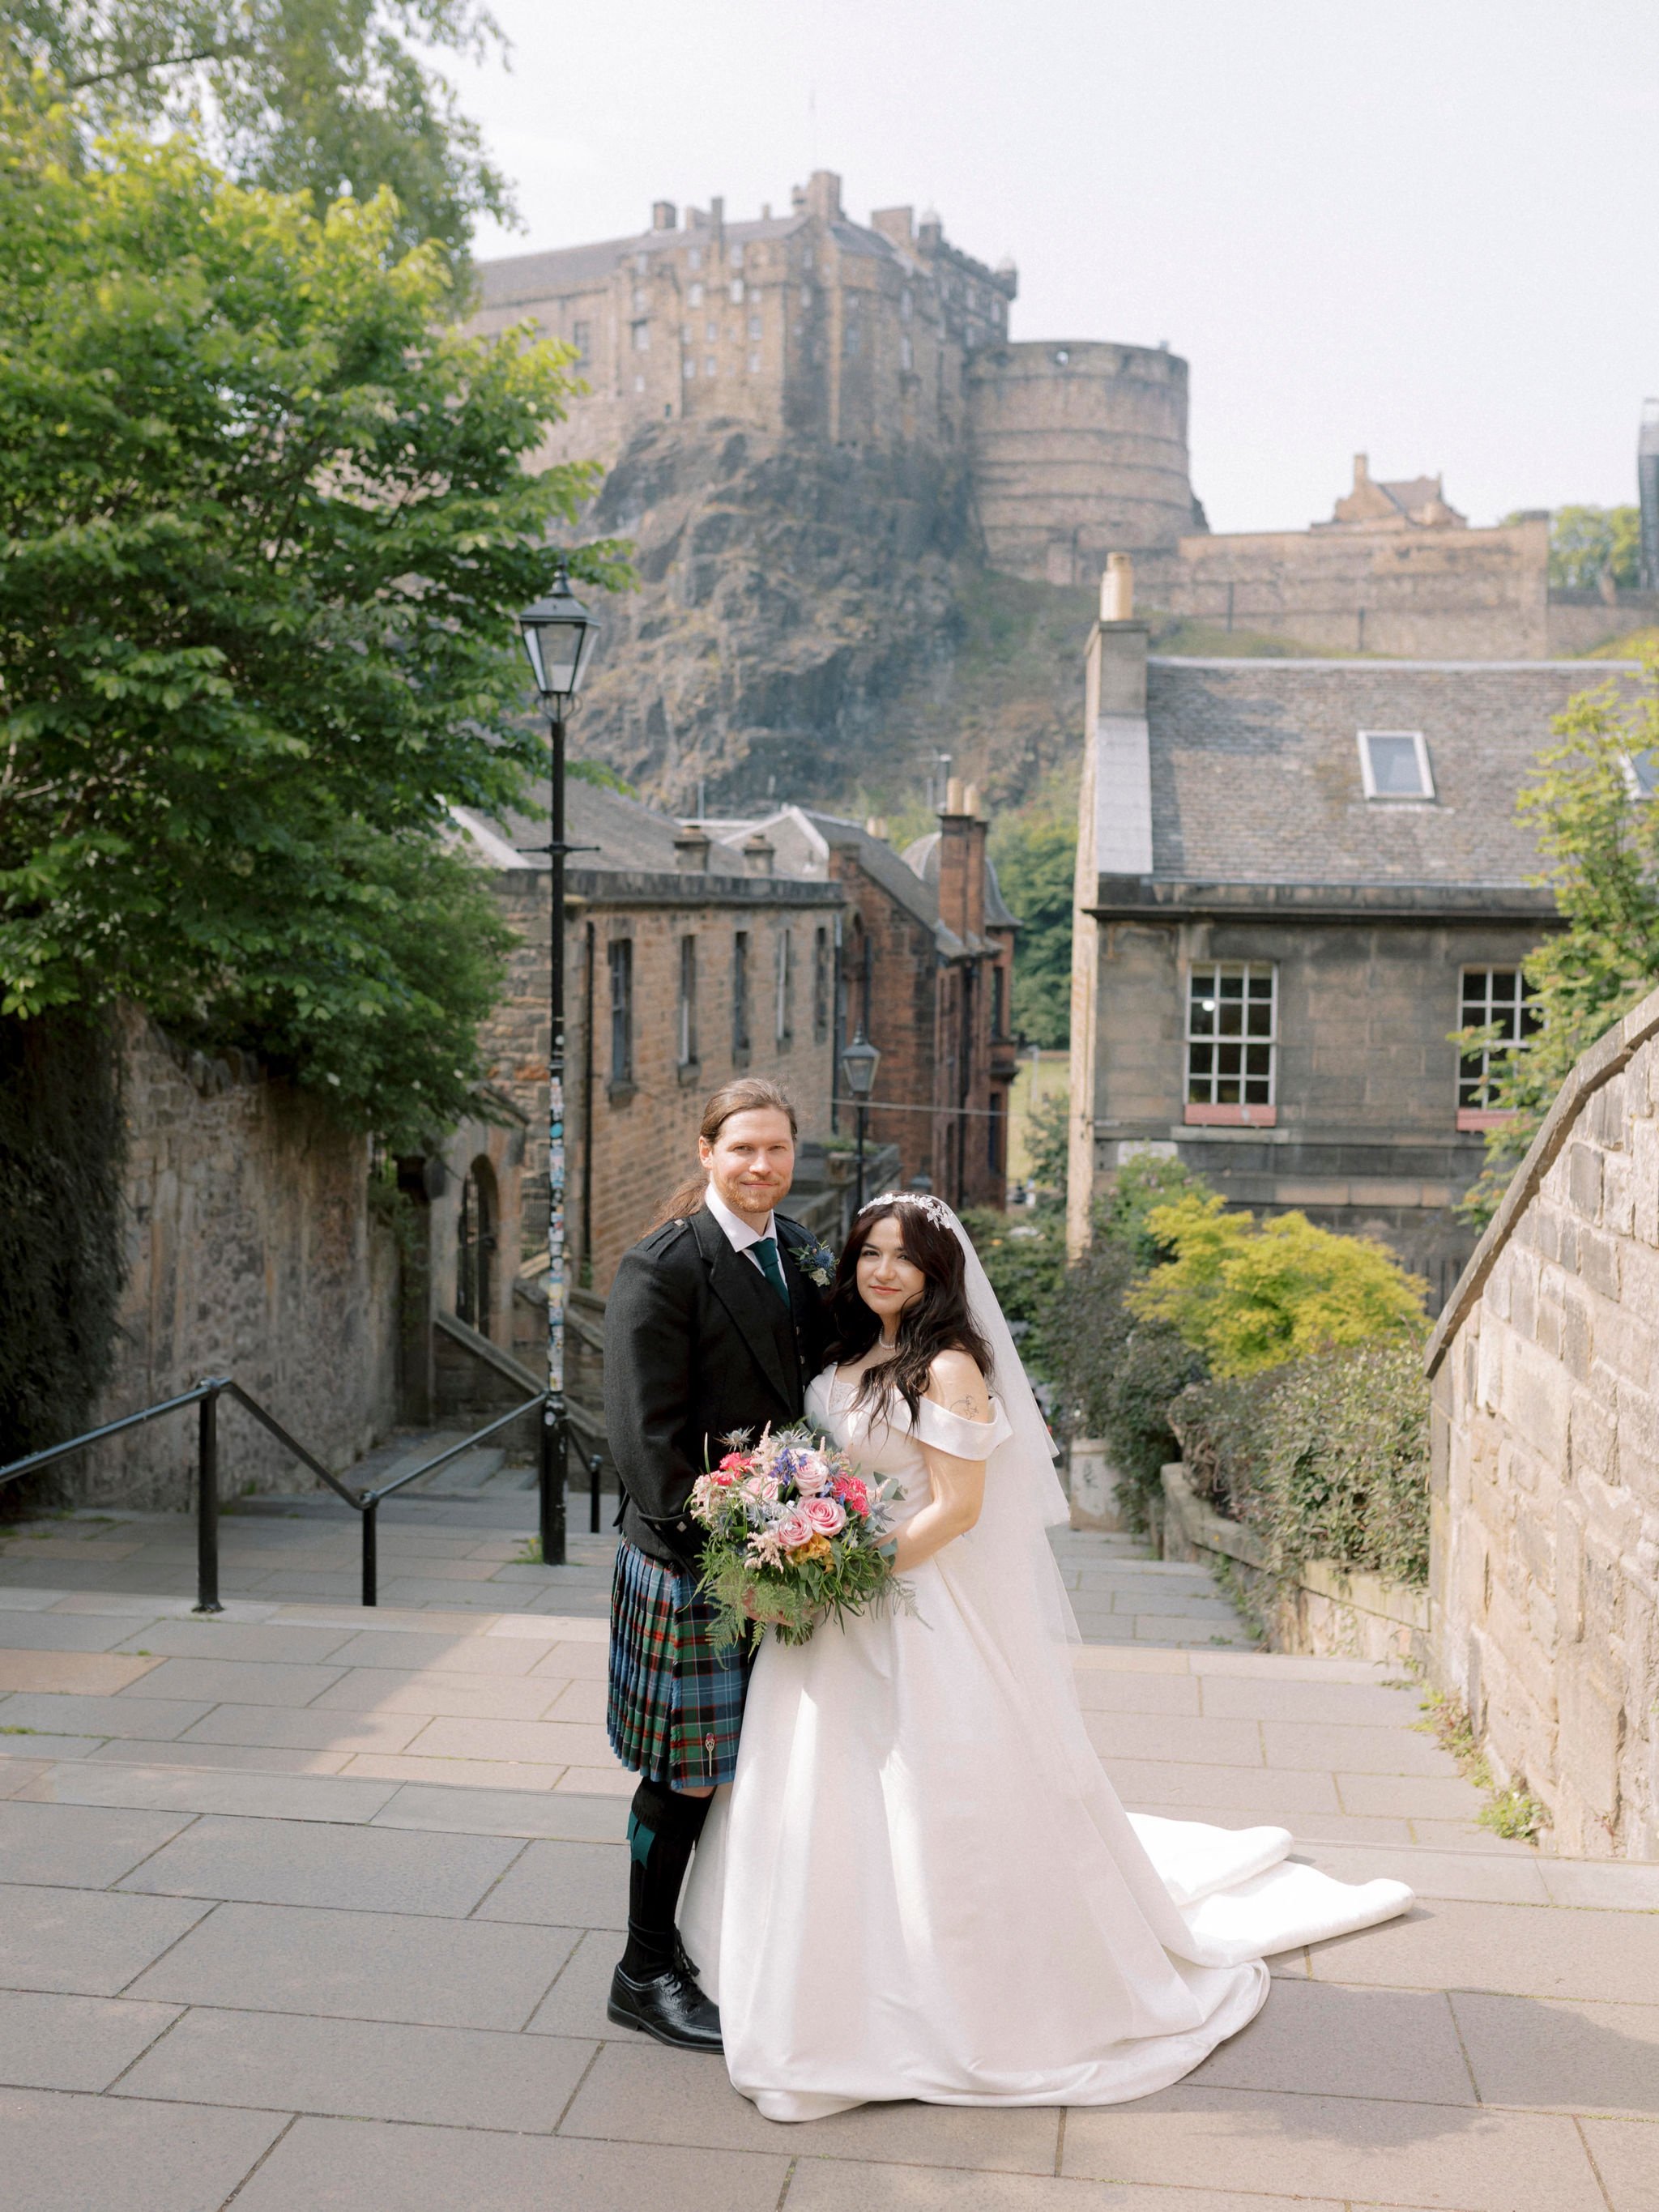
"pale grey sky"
447,0,1657,534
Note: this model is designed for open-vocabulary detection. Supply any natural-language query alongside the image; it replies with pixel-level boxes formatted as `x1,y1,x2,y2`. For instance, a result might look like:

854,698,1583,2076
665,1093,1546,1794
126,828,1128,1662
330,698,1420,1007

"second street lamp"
840,1027,881,1216
518,560,601,1569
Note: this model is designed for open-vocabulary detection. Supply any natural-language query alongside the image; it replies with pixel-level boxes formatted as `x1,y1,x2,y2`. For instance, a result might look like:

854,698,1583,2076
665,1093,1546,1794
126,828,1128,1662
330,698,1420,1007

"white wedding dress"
680,1212,1413,2122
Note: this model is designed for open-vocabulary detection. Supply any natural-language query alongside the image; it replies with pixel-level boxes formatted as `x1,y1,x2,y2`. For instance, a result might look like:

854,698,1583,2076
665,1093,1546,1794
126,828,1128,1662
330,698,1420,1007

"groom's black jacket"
604,1204,835,1569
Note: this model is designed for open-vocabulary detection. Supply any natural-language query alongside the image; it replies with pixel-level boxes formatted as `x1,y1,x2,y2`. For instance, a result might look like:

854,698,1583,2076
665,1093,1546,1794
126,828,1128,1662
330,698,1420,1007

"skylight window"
1627,749,1659,799
1358,731,1435,801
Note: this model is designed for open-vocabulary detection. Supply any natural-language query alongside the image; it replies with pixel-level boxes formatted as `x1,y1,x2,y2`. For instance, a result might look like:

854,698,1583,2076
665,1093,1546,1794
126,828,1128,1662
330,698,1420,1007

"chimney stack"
1354,453,1370,487
673,825,710,872
651,200,676,231
741,831,774,877
1099,553,1134,623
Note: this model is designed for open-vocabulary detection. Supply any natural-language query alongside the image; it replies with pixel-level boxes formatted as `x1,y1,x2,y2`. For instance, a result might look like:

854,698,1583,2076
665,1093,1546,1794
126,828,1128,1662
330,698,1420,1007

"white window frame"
1457,965,1537,1117
1358,729,1435,801
1185,961,1277,1116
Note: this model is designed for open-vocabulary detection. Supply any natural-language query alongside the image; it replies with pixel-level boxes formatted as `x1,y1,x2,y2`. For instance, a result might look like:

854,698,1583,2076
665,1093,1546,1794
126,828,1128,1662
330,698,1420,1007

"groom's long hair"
826,1200,994,1425
648,1077,800,1230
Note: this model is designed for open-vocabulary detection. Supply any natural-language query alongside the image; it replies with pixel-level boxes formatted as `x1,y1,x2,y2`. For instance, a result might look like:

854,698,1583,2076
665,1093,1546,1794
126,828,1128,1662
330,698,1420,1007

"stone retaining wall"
1426,989,1659,1859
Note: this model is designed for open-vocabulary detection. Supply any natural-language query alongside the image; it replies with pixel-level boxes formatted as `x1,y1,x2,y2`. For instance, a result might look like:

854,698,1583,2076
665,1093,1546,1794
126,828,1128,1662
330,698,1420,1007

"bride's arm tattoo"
949,1394,981,1417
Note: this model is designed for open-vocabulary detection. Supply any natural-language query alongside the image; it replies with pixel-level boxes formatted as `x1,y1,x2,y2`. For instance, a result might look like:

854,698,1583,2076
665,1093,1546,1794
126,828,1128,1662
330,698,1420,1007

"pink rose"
793,1451,834,1495
804,1494,846,1537
774,1510,815,1550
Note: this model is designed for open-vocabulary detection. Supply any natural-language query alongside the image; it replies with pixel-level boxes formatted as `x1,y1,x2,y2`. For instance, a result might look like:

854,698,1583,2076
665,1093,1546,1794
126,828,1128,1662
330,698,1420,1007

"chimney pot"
864,816,889,841
944,775,966,816
1099,553,1134,622
1354,452,1370,484
962,782,982,817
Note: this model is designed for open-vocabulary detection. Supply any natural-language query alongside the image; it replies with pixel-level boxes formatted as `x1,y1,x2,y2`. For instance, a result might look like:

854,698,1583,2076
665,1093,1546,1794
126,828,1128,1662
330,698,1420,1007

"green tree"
0,100,626,1148
1514,505,1644,594
7,0,512,262
1460,656,1659,1219
1128,1193,1427,1377
988,806,1074,1046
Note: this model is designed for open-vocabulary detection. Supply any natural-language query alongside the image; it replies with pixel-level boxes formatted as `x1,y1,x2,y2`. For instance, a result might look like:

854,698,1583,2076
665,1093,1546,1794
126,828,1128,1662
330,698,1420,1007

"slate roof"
476,214,810,309
1141,658,1644,891
455,780,741,876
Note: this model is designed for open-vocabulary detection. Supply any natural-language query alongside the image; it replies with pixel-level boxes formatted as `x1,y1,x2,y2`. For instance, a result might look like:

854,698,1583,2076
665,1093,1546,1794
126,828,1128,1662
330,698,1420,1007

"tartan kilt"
608,1537,748,1790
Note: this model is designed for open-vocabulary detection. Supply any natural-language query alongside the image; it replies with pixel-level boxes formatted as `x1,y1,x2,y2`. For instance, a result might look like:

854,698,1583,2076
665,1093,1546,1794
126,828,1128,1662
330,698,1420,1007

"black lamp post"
840,1027,881,1216
518,560,600,1569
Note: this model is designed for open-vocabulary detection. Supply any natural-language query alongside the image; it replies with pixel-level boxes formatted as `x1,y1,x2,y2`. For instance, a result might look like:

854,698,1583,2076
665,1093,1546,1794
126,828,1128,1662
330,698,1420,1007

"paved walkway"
1,1519,1655,2210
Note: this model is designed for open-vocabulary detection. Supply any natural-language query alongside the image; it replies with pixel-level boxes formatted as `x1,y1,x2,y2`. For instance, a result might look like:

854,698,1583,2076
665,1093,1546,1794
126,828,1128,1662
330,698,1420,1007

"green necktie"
753,1235,791,1307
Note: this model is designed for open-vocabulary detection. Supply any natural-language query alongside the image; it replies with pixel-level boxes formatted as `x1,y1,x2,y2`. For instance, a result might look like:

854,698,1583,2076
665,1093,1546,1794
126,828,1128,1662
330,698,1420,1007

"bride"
680,1190,1412,2122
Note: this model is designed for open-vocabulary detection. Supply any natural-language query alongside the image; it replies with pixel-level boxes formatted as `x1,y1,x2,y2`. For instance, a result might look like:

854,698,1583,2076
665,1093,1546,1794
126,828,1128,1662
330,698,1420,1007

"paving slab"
326,1627,556,1673
0,1800,192,1887
0,1990,181,2091
17,1758,401,1823
1449,1990,1659,2116
1105,1758,1341,1814
115,2004,596,2129
88,1738,355,1776
1187,1975,1475,2101
1081,1713,1265,1767
115,1812,524,1915
1306,1897,1659,2005
784,2169,1346,2212
126,1899,579,2028
229,2112,790,2212
0,1883,209,1995
177,1703,428,1753
0,1612,160,1652
0,1691,213,1740
1262,1718,1465,1776
562,2039,1064,2171
115,1656,348,1706
0,2085,284,2212
1578,2116,1659,2212
1293,1841,1552,1906
1197,1675,1424,1724
1062,2082,1608,2210
1337,1771,1490,1820
108,1620,360,1664
525,1926,618,2037
342,1750,568,1789
403,1714,613,1765
471,1838,629,1929
310,1666,564,1719
372,1781,626,1843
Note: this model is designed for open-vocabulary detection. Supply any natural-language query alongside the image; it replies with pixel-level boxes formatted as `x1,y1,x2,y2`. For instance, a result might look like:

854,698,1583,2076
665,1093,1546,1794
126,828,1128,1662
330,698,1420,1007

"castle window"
901,334,913,372
1457,967,1538,1124
732,931,752,1060
747,352,761,374
677,936,699,1072
1185,962,1276,1124
631,287,646,314
774,928,793,1046
730,279,744,302
630,319,650,352
1358,730,1435,800
689,280,703,306
748,315,762,340
845,324,861,356
608,940,634,1089
571,320,590,364
704,357,717,377
682,359,695,381
901,288,913,321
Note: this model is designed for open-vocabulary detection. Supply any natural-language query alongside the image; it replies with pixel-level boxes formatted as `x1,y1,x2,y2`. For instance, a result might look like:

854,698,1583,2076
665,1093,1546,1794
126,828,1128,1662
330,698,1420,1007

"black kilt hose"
602,1204,834,1792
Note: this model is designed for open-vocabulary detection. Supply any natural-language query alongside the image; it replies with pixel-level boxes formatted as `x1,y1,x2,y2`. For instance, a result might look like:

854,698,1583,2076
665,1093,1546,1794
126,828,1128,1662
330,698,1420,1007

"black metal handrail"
0,1382,576,1613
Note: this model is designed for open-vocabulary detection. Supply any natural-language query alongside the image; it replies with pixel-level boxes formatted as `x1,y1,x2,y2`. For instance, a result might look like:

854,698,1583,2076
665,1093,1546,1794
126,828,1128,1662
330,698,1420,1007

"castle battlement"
468,172,1204,578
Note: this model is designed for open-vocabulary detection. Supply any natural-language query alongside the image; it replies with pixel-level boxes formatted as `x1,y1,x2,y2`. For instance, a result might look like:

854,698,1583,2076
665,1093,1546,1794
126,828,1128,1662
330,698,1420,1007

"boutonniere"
800,1241,836,1289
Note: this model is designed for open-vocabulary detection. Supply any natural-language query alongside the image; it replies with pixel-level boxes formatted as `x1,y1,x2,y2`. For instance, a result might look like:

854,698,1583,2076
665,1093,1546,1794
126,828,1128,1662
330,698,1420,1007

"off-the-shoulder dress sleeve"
914,1395,1014,1460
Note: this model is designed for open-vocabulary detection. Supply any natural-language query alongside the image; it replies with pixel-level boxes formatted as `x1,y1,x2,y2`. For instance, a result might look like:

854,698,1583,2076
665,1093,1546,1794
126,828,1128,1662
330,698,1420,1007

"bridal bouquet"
689,1425,912,1648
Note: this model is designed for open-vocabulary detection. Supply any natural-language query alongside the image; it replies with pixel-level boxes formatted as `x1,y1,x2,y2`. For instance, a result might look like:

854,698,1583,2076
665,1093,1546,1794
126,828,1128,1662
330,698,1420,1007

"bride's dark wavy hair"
825,1198,993,1425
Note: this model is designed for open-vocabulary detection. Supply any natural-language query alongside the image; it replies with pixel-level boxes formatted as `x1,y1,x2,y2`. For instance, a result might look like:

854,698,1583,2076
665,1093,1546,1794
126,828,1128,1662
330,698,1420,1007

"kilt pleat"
608,1538,748,1789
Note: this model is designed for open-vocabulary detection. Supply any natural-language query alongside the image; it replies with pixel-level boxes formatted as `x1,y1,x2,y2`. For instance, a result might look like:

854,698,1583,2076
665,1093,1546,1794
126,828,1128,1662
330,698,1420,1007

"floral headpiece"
868,1189,956,1232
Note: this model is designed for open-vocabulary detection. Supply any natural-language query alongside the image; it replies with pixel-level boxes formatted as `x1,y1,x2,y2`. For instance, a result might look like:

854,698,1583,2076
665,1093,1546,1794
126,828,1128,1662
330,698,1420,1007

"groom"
603,1075,835,2049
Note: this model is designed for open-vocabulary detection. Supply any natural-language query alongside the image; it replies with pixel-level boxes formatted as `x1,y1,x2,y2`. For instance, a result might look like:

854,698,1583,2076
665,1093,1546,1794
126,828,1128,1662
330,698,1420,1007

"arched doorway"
455,1157,497,1339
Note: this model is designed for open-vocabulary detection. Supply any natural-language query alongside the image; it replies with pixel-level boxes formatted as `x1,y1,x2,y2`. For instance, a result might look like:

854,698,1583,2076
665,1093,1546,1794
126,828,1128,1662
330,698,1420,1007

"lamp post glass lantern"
518,560,600,1568
840,1028,881,1215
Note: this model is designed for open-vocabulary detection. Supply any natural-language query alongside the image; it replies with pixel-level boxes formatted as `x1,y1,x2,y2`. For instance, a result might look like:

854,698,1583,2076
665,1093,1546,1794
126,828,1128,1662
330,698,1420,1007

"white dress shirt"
703,1183,777,1276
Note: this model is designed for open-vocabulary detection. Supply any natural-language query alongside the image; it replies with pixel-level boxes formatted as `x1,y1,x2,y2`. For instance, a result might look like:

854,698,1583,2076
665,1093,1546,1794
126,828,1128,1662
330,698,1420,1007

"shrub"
960,1207,1068,1383
1129,1195,1429,1376
1171,1342,1431,1585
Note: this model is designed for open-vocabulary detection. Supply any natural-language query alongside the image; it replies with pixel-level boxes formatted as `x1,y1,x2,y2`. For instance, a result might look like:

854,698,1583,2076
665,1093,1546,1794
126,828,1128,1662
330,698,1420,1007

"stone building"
694,788,1019,1209
1427,985,1659,1857
467,171,1204,579
454,779,844,1316
1066,567,1645,1305
1142,456,1554,659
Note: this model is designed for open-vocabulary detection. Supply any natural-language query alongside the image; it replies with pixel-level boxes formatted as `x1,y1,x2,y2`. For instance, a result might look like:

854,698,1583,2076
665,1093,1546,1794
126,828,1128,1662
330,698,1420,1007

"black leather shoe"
608,1959,723,2051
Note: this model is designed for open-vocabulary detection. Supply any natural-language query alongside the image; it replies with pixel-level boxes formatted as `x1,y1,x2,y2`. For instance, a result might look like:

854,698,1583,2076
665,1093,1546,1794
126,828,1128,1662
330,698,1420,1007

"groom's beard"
717,1174,790,1221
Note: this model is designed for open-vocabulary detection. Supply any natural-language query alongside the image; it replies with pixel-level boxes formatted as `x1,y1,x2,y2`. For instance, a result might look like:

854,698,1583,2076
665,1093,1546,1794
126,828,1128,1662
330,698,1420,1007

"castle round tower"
966,341,1203,585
